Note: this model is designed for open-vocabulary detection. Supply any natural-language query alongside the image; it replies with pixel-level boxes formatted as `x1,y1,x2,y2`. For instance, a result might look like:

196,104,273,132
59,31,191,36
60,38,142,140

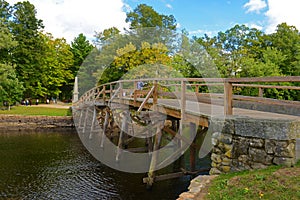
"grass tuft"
206,162,300,200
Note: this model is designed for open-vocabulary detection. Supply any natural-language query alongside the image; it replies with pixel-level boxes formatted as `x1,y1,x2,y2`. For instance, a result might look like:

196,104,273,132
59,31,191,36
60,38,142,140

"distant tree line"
0,2,299,108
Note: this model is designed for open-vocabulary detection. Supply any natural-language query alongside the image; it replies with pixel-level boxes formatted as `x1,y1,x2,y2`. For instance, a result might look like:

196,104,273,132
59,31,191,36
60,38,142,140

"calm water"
0,131,191,200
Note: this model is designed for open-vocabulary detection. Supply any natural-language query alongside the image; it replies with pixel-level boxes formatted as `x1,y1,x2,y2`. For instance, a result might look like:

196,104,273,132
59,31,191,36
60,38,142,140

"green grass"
206,161,300,200
0,106,71,116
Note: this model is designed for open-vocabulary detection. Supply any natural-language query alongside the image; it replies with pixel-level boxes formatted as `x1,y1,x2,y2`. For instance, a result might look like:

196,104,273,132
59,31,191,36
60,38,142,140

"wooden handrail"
75,76,300,116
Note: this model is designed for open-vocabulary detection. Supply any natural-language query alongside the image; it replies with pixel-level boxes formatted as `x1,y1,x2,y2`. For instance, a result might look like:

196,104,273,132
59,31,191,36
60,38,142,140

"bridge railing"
75,76,300,116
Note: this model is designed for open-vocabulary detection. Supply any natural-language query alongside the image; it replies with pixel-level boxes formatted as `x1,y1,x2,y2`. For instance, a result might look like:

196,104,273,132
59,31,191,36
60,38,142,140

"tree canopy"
0,1,299,105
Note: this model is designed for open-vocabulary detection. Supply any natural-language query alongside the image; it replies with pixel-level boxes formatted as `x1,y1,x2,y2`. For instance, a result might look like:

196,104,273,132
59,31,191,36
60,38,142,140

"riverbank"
177,160,300,200
177,175,217,200
0,114,74,131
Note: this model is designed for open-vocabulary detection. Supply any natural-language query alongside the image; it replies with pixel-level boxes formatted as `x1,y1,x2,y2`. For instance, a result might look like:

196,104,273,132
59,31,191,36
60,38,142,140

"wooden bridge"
72,76,300,187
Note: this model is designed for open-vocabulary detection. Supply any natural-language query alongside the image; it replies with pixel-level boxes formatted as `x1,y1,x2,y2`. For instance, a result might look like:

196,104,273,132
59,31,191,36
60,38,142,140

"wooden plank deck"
110,97,300,121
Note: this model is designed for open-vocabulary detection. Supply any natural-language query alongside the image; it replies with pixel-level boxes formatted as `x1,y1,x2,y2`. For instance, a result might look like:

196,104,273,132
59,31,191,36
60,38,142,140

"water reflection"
0,131,190,200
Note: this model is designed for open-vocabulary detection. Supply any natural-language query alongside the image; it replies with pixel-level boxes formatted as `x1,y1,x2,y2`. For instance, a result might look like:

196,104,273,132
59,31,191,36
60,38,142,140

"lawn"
0,105,71,116
205,161,300,200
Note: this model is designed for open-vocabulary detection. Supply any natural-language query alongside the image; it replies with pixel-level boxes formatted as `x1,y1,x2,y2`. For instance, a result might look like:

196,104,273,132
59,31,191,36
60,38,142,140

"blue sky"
124,0,267,36
6,0,300,42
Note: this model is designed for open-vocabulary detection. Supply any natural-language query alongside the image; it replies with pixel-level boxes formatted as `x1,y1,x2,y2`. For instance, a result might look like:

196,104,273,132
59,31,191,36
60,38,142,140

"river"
0,131,193,200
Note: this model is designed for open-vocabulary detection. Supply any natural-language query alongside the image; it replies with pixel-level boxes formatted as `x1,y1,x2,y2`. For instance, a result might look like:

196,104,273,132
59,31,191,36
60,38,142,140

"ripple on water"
0,132,190,200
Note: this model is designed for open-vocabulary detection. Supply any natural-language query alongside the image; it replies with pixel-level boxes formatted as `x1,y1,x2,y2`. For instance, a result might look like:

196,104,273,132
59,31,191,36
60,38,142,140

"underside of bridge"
73,102,212,188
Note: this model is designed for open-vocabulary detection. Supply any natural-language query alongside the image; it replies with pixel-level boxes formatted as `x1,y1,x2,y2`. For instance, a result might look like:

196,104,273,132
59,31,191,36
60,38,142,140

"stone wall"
0,115,74,131
209,117,300,174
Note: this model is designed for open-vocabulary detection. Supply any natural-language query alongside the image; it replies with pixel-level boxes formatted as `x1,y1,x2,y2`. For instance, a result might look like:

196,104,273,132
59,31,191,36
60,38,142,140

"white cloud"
7,0,129,43
166,4,172,9
264,0,300,33
189,29,218,38
245,23,263,30
244,0,267,13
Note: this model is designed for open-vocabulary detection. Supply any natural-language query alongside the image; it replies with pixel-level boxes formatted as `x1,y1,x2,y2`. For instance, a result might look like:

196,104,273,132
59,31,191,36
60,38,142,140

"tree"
195,24,264,77
40,33,74,100
11,1,45,97
0,18,17,63
94,27,120,47
71,33,94,75
267,23,300,76
126,4,177,30
0,64,24,110
0,0,11,22
98,41,172,84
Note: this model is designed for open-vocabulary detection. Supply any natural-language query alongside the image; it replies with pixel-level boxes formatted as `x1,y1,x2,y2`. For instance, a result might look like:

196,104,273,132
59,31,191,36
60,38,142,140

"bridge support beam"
116,111,129,162
144,121,164,188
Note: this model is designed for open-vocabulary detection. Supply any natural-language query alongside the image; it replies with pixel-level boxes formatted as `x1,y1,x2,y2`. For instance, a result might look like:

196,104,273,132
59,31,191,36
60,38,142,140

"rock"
225,149,232,158
222,157,231,166
211,153,222,163
219,134,233,145
274,142,295,158
232,137,249,156
265,139,275,154
220,166,231,173
219,142,232,152
209,168,222,175
273,157,295,167
238,155,249,163
250,162,268,169
212,147,222,154
250,138,264,148
178,192,195,200
212,137,219,146
249,147,267,163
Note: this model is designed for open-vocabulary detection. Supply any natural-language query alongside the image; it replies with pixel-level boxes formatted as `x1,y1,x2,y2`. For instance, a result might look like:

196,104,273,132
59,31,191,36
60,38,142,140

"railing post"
153,80,158,111
119,82,123,98
195,85,199,94
181,80,186,120
258,87,263,97
102,85,106,102
134,81,137,106
224,80,233,115
110,84,112,98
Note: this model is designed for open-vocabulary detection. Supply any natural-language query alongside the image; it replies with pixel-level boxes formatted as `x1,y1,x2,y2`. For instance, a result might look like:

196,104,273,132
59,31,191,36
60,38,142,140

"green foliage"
98,41,172,84
126,4,177,30
40,33,74,98
71,33,94,75
11,1,45,97
0,64,24,109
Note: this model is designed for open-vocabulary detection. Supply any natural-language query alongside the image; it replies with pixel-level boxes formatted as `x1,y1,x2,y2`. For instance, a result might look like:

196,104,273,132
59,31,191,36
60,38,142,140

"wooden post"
147,131,153,155
116,111,129,162
101,110,110,148
195,85,199,94
224,81,233,115
145,122,163,187
134,81,138,106
181,80,186,120
89,106,97,139
258,87,263,97
102,85,106,102
189,122,196,172
153,80,158,111
82,108,89,134
110,84,113,98
119,82,123,98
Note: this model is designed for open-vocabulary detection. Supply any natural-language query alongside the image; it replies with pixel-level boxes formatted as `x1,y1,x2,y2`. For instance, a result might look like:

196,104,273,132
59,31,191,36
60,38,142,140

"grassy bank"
205,161,300,200
0,105,71,116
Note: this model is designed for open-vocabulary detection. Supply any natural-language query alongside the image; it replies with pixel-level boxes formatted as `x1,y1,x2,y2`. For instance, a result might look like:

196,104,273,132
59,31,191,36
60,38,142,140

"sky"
6,0,300,43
